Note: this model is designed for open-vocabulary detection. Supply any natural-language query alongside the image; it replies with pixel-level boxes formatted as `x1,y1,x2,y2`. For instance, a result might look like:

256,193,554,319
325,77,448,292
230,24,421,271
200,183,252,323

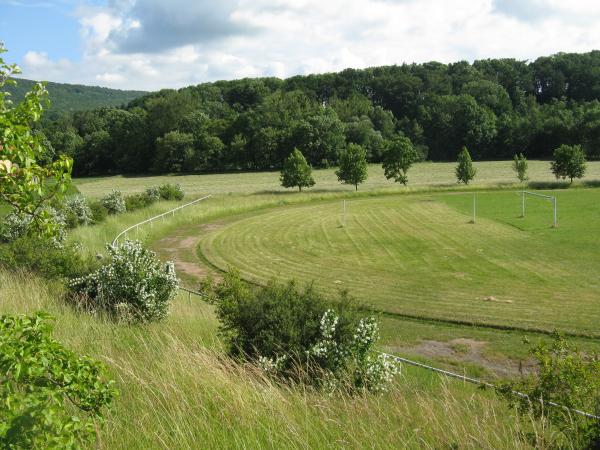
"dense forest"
7,78,146,117
36,51,600,176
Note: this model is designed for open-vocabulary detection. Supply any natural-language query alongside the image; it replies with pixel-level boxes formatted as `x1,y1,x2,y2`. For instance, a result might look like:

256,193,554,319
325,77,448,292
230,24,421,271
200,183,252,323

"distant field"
74,160,600,198
198,189,600,336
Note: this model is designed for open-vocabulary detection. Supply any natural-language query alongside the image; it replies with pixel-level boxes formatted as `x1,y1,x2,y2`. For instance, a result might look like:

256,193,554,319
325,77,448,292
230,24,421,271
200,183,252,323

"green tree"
381,136,418,185
550,144,586,183
0,45,72,238
153,130,194,172
280,148,315,191
512,153,528,182
336,143,368,190
455,146,476,184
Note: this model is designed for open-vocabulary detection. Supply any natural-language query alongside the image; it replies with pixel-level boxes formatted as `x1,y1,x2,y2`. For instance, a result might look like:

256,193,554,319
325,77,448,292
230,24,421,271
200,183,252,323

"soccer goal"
520,191,557,228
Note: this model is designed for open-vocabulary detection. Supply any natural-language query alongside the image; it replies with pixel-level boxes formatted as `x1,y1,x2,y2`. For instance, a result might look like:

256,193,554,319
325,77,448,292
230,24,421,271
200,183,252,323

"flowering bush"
0,207,66,245
308,311,399,393
69,240,179,322
101,189,126,215
145,185,161,202
206,271,398,393
64,195,93,227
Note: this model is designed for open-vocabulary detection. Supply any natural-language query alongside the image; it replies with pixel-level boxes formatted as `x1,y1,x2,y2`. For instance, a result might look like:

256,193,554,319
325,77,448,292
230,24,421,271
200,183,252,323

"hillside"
6,77,146,114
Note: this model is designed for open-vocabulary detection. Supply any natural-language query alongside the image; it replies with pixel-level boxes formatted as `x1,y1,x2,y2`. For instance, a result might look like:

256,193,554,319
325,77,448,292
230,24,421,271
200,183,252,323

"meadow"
74,160,600,198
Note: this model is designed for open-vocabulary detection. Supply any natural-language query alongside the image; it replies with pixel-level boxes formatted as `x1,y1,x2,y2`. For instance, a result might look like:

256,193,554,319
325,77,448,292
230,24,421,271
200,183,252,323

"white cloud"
16,0,600,90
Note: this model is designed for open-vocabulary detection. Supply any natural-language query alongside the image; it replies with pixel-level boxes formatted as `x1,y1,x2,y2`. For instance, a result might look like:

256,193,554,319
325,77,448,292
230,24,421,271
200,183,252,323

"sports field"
198,189,600,336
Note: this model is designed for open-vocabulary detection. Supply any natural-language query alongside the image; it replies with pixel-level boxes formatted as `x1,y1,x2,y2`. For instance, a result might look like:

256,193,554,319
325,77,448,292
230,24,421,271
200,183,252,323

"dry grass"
0,269,564,449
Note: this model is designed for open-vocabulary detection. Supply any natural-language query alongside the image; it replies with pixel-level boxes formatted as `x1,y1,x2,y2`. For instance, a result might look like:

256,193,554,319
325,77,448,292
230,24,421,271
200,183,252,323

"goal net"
520,191,557,228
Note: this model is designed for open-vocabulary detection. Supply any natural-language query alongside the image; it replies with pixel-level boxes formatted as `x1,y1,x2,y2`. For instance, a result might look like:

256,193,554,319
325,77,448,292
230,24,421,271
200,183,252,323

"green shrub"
157,183,184,201
124,192,156,211
64,195,93,228
69,240,179,322
145,185,161,202
0,312,117,449
89,201,108,223
101,189,126,215
205,270,398,392
498,334,600,448
0,236,94,280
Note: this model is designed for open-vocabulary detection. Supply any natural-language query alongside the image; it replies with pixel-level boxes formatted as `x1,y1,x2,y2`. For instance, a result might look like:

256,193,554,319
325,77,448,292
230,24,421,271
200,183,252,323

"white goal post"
520,191,557,228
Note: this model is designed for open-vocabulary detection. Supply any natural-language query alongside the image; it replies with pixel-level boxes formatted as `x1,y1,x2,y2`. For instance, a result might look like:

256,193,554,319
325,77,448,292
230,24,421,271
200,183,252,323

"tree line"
36,50,600,176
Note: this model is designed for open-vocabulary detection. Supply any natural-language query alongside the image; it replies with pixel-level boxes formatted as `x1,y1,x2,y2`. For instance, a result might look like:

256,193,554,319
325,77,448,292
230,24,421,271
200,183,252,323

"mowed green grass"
199,188,600,336
74,160,600,198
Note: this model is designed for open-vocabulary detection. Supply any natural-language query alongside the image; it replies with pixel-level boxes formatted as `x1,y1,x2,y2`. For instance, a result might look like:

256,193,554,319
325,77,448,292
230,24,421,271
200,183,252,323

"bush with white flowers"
307,310,399,393
64,195,93,227
101,189,126,215
69,240,179,322
144,185,161,202
1,207,66,245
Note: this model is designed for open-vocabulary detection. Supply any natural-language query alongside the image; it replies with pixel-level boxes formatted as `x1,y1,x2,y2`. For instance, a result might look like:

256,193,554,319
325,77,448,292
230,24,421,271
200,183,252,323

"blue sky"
2,0,600,91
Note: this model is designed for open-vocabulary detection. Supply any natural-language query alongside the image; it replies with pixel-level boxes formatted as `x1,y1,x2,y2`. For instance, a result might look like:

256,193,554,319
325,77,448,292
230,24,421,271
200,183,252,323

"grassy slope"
1,271,551,449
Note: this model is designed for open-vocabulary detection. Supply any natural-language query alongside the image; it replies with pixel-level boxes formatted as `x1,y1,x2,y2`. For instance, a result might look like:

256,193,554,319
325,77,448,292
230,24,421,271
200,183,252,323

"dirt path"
152,222,225,287
387,338,535,378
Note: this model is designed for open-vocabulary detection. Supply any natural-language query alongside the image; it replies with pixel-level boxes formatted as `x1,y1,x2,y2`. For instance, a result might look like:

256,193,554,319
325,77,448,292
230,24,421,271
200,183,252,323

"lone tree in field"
550,144,586,184
455,146,476,184
382,136,418,185
280,148,315,192
512,153,528,182
336,143,368,190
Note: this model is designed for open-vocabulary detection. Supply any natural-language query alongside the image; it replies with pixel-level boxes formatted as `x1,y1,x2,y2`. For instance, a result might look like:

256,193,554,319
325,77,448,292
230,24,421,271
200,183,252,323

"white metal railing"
112,194,212,246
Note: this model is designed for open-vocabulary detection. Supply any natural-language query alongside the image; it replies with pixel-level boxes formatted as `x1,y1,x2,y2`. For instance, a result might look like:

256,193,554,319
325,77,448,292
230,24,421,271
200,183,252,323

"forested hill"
8,78,146,115
38,50,600,176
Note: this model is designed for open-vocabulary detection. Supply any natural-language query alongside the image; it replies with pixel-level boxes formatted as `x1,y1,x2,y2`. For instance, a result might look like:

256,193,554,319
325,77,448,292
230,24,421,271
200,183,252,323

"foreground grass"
1,270,562,449
74,160,600,198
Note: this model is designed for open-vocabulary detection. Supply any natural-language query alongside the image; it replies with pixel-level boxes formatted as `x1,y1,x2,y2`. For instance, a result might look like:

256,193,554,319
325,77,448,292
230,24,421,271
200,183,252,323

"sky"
2,0,600,91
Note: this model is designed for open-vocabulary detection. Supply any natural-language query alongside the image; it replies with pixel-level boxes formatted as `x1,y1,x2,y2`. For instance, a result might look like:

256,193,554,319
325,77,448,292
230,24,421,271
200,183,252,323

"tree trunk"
299,186,302,192
355,184,358,191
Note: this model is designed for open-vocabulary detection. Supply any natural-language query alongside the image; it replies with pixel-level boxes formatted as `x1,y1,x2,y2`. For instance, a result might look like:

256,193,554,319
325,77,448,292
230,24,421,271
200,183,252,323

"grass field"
1,270,555,449
198,189,600,337
74,160,600,198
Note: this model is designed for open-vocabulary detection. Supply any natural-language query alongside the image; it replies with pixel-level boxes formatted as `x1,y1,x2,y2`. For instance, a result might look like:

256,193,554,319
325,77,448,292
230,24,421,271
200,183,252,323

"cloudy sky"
2,0,600,91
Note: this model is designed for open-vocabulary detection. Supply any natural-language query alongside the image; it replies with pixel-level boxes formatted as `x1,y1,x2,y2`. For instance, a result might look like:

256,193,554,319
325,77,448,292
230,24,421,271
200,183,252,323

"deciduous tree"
280,148,315,192
381,136,418,185
551,144,586,183
336,143,368,190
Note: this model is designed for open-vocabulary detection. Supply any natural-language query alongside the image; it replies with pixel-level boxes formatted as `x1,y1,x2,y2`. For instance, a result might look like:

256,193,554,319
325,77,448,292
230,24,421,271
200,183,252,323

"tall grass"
0,269,563,449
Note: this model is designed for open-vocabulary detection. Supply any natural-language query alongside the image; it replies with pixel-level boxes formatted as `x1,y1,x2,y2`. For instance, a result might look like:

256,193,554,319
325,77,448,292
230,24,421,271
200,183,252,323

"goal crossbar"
520,191,557,227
